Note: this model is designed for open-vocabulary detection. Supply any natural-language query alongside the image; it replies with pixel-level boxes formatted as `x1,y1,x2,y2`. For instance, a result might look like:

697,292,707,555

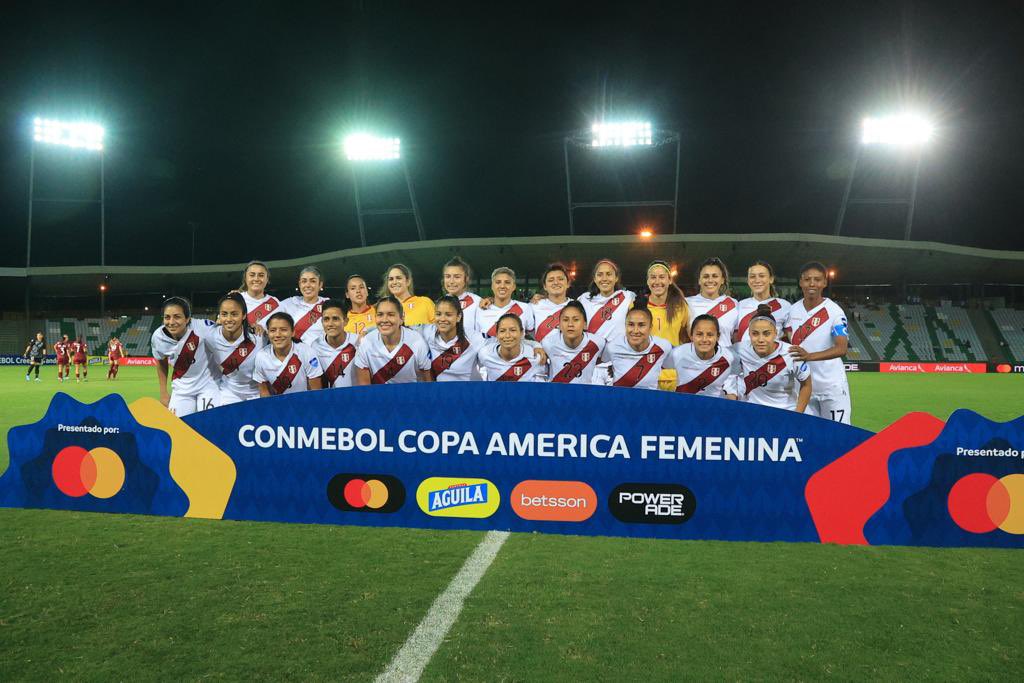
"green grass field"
1,367,1022,680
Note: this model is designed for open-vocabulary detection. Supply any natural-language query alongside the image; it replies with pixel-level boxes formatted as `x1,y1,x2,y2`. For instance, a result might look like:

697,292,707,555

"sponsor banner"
0,354,57,366
991,363,1024,374
881,362,988,374
2,384,1022,548
121,357,157,367
843,362,877,373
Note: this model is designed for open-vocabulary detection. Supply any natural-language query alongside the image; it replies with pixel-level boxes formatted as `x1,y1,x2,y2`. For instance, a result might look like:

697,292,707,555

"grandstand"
43,316,156,356
990,308,1024,362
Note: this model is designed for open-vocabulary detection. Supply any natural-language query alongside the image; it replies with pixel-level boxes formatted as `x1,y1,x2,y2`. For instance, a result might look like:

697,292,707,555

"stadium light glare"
344,133,401,161
32,117,105,151
591,121,653,148
828,269,837,279
639,228,654,239
861,115,933,146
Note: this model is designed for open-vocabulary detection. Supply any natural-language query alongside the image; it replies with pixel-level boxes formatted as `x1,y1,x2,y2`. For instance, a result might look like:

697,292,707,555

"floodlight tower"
834,113,934,241
28,117,107,267
343,133,425,247
563,121,681,235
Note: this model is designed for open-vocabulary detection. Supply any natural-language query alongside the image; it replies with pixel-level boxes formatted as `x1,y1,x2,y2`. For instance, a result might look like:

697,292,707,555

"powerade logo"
416,477,500,518
609,483,696,524
327,474,405,513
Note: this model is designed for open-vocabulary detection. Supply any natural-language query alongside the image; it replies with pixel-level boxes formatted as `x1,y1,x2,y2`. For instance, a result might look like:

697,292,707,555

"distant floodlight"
639,228,654,239
591,121,653,148
344,133,401,161
861,115,933,146
32,117,105,151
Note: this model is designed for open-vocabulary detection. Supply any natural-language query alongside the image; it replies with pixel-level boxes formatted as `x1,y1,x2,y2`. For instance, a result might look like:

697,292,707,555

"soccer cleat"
25,375,30,381
34,378,41,382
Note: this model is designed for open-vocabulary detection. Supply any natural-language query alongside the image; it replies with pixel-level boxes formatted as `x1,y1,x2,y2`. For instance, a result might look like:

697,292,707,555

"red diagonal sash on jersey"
486,303,523,337
371,344,414,384
613,344,665,387
220,339,256,375
708,297,737,319
171,331,201,380
247,298,280,326
496,357,534,382
790,306,829,346
552,340,601,383
271,353,303,394
292,303,323,339
677,356,731,394
743,355,789,394
430,338,470,380
732,299,782,343
534,308,562,341
586,293,627,334
460,295,474,310
323,343,357,386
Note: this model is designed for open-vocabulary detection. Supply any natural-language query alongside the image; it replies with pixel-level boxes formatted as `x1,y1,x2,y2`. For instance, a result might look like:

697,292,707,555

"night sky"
2,2,1023,268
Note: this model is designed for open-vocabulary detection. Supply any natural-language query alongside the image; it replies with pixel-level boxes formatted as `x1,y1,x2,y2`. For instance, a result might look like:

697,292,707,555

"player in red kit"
71,336,89,382
53,334,71,383
107,336,125,380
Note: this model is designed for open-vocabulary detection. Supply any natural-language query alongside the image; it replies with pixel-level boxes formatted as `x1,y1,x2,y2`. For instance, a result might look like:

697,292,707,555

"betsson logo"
510,480,597,522
609,483,697,524
327,473,405,513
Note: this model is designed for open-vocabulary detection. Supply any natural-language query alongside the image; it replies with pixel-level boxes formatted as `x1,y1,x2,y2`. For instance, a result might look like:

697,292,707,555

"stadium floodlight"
861,114,933,146
33,117,105,151
639,228,654,239
344,133,401,161
591,121,653,148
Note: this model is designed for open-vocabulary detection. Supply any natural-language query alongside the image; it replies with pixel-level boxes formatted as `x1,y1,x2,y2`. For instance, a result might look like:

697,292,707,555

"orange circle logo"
52,445,126,499
948,473,1024,535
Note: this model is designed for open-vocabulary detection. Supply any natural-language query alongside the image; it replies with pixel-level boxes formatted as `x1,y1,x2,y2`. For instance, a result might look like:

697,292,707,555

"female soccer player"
23,332,45,382
686,257,739,348
477,314,546,382
442,257,481,335
419,294,483,382
71,335,89,383
646,260,691,390
734,261,791,344
542,301,605,384
238,260,280,331
151,297,220,415
380,264,435,326
344,274,376,334
665,315,737,398
601,305,673,389
784,261,851,424
578,259,635,340
531,263,573,343
253,312,323,396
475,267,535,338
279,266,326,343
353,296,432,384
312,299,361,388
207,292,264,403
735,305,811,412
53,334,71,383
106,336,125,380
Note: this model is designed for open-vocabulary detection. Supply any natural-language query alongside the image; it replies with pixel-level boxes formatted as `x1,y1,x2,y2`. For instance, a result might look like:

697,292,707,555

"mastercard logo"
948,473,1024,535
52,445,126,499
327,473,405,513
995,364,1012,374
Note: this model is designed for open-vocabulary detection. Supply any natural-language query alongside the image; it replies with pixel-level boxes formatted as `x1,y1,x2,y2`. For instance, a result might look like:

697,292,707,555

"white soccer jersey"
475,300,535,339
207,327,265,401
311,332,361,388
664,343,737,398
531,298,571,342
734,340,810,411
477,341,547,382
579,289,635,340
253,341,323,395
150,319,220,396
734,296,791,343
600,335,673,390
419,325,483,382
278,295,326,343
240,291,282,328
784,297,849,391
542,332,606,384
455,292,482,337
685,294,740,348
353,327,431,384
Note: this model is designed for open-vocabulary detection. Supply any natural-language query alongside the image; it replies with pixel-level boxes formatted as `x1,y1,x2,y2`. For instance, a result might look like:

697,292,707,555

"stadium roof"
2,233,1023,300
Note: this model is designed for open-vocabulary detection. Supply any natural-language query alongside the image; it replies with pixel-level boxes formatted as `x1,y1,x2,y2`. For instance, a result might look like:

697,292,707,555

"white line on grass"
376,530,510,683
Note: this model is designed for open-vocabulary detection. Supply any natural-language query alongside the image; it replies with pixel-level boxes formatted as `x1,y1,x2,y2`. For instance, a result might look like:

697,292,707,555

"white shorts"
168,385,220,417
805,385,852,425
219,387,259,405
592,362,614,386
